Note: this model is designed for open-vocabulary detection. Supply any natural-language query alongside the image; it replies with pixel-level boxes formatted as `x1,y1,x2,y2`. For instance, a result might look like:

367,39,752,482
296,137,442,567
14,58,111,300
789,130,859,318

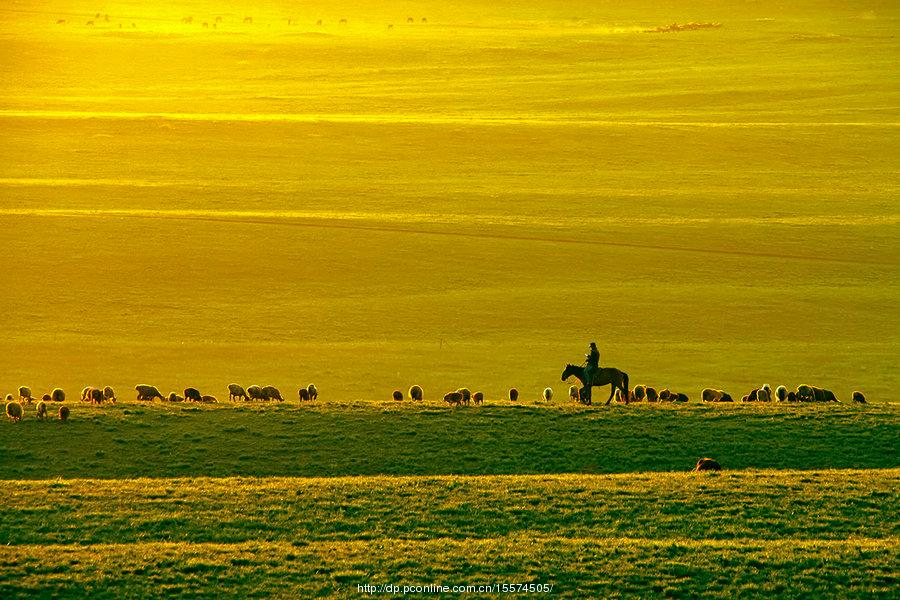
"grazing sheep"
42,394,52,402
457,388,471,405
58,406,70,421
444,391,463,406
81,386,91,401
392,390,404,401
89,388,103,404
298,388,309,401
51,388,65,402
408,385,423,401
762,383,772,398
247,385,264,401
658,388,671,402
103,386,116,403
741,395,749,402
18,386,33,403
797,385,815,402
199,395,218,403
674,392,689,403
167,392,184,403
339,18,347,24
776,385,787,402
228,384,247,402
645,386,659,402
569,385,580,402
812,386,826,402
757,388,771,402
508,388,519,402
307,384,318,401
542,387,553,402
852,391,866,404
702,388,718,402
243,16,253,24
35,401,48,420
821,389,838,402
422,17,427,23
694,457,722,472
787,391,797,402
5,394,12,402
747,389,758,402
6,401,23,422
720,392,734,402
632,385,646,401
407,17,414,23
473,391,484,405
261,386,283,402
135,385,164,401
183,388,202,403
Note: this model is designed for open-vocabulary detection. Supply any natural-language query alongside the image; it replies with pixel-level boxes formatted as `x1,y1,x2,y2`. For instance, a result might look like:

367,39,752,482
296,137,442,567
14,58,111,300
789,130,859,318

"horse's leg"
582,385,591,405
605,385,615,405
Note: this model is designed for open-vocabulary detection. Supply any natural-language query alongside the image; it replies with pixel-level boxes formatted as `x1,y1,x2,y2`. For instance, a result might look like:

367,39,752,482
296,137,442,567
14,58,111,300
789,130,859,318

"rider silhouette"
584,342,600,385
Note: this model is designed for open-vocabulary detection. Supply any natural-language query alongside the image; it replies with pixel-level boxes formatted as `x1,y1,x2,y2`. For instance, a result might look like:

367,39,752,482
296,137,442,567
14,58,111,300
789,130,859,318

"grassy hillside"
1,470,897,597
1,401,897,479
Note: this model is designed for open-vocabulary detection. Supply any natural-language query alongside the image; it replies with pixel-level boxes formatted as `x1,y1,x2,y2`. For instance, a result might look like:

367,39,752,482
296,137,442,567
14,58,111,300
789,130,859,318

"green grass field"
1,0,898,596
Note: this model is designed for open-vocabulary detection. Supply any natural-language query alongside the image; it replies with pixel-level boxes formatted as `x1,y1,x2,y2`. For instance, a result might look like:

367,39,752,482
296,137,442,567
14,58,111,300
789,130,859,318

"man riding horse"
584,341,600,385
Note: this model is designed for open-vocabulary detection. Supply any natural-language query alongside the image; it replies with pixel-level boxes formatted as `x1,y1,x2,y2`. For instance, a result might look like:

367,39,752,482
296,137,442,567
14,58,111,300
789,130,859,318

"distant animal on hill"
392,390,403,401
103,386,116,402
821,389,838,402
694,457,721,472
184,388,202,403
658,388,671,402
56,19,66,25
18,387,33,403
339,18,347,24
787,391,797,402
247,385,264,401
473,391,484,405
51,388,65,402
6,401,23,422
632,385,646,401
243,16,253,24
852,391,866,403
135,385,164,401
90,388,104,404
199,395,218,403
306,384,318,401
35,401,48,420
168,392,184,403
443,391,463,406
58,406,70,421
261,386,283,402
316,19,322,26
81,386,92,401
674,392,689,402
508,388,519,401
408,385,423,401
457,388,471,405
702,388,731,402
298,388,310,401
407,17,414,23
228,384,247,402
776,385,787,402
42,394,52,402
797,385,815,402
542,387,553,402
569,385,580,402
561,364,630,405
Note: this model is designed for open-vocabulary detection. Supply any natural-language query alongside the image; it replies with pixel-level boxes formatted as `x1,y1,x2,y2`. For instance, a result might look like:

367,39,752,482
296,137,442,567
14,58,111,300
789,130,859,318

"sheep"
407,17,414,23
741,395,749,402
35,401,48,420
658,388,671,402
421,17,427,23
852,391,866,404
645,386,659,402
306,384,318,401
103,386,116,403
720,392,734,402
6,401,23,422
135,385,164,401
339,18,347,24
812,386,826,402
542,387,553,402
569,385,580,402
316,19,323,26
228,384,247,402
444,391,463,406
408,385,423,401
632,385,646,401
757,388,771,402
776,385,788,402
243,16,253,24
747,388,758,402
166,392,181,402
51,388,65,403
392,390,404,401
702,388,732,402
247,385,264,401
18,386,33,403
298,388,309,401
183,388,202,403
694,457,722,472
508,388,519,401
761,384,772,399
821,389,838,402
797,384,815,402
473,391,484,405
42,394,52,402
199,395,218,403
58,406,70,421
787,391,797,402
81,386,92,401
261,386,283,402
674,392,689,403
89,388,103,404
5,394,12,402
457,388,471,405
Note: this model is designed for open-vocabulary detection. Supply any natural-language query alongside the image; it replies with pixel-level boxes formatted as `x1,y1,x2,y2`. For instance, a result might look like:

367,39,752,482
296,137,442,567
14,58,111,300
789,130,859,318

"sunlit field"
1,0,898,596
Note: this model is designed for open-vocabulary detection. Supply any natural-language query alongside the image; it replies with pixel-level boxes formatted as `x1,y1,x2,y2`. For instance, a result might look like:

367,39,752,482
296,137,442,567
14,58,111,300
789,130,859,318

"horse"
561,364,630,405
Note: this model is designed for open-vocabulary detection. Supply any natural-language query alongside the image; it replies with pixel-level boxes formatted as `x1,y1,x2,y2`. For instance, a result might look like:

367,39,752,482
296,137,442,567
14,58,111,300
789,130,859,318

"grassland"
1,0,898,596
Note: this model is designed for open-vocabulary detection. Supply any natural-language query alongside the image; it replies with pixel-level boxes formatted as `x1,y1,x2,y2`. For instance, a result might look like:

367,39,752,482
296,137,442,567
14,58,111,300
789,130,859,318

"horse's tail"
622,371,630,403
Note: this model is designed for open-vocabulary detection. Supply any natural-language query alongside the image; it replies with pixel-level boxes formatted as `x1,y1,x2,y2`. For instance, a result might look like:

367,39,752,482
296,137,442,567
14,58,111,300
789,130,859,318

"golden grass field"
1,0,898,596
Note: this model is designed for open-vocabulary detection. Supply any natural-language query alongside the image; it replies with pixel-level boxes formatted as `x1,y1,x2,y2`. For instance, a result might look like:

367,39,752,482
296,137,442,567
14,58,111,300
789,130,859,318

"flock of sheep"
607,383,865,404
